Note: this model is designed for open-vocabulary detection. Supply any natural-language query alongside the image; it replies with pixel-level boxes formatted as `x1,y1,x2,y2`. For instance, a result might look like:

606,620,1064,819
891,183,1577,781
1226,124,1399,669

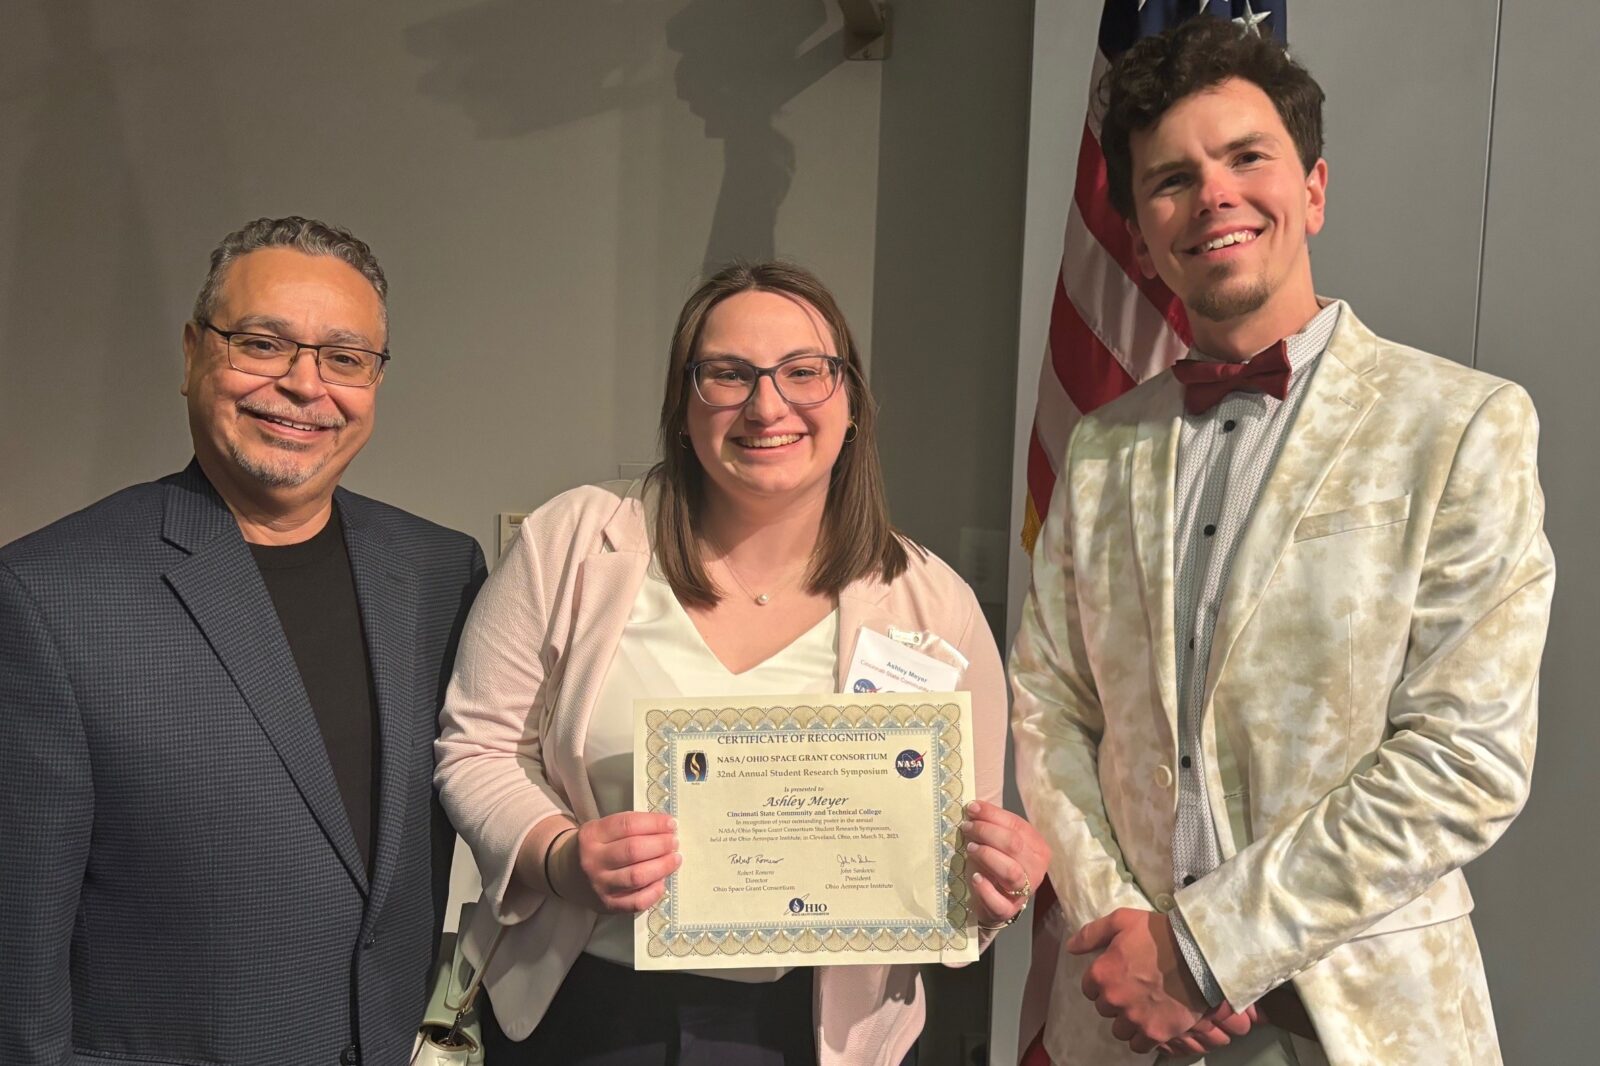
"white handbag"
413,904,508,1065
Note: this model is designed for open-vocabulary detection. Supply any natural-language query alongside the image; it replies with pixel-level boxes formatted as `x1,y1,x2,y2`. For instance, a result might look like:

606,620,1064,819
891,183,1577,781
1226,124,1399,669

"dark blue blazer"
0,462,486,1066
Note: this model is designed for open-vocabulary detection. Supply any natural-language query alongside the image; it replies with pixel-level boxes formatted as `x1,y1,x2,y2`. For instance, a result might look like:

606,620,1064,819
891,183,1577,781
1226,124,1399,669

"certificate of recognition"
633,692,977,970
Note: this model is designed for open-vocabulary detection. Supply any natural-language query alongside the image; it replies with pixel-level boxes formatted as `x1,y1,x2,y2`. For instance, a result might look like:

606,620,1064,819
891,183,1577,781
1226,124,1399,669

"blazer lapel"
550,493,651,821
161,466,369,893
1128,383,1184,736
339,493,418,921
1204,310,1382,702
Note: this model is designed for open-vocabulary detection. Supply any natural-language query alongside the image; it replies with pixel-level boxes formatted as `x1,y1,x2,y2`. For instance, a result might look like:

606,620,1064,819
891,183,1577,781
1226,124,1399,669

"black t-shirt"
249,506,378,873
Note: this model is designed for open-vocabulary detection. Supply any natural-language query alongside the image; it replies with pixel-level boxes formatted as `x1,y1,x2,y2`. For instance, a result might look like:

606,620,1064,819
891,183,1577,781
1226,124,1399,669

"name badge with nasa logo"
845,626,963,695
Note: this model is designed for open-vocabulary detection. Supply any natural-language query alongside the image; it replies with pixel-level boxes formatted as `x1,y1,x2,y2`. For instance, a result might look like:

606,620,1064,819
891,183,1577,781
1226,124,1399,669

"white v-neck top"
583,562,839,976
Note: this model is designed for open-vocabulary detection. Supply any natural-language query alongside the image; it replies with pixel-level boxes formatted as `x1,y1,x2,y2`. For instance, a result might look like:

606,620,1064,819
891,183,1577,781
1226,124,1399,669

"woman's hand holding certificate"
960,799,1050,931
544,811,682,914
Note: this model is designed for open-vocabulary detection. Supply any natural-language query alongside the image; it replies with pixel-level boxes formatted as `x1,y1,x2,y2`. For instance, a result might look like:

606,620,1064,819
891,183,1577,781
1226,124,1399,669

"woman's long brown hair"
650,261,915,609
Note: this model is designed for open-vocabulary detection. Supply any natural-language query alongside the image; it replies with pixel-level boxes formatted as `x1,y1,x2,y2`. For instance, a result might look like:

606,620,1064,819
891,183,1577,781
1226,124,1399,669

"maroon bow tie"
1170,340,1291,415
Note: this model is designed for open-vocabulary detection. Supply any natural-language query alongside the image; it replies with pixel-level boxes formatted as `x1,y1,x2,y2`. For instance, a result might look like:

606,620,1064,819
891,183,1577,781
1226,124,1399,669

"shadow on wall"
666,0,843,270
403,0,843,272
2,0,185,542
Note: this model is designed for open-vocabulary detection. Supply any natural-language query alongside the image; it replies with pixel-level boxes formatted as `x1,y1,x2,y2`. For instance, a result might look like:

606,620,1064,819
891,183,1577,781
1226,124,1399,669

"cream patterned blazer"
1011,306,1554,1066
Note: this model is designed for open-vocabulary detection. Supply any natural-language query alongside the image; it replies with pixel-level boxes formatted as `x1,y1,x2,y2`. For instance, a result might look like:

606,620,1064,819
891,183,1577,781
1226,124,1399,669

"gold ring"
979,891,1030,934
1007,874,1032,900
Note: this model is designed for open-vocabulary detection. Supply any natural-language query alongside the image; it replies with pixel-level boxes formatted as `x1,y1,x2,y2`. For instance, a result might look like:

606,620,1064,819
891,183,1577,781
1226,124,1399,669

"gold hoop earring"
843,421,858,444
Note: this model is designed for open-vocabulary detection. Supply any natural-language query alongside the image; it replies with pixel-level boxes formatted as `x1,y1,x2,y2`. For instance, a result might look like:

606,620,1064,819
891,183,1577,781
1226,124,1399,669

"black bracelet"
543,827,578,900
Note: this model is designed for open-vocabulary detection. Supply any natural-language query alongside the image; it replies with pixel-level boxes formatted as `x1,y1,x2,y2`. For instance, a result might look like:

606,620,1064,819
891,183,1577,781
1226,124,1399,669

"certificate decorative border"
640,700,971,962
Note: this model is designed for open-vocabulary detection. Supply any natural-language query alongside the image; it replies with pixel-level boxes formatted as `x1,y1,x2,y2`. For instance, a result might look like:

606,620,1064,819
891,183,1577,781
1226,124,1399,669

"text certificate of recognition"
633,692,977,970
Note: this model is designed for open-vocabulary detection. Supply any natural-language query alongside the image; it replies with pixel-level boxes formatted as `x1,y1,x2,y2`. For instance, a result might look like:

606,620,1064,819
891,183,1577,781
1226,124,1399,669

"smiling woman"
434,261,1053,1066
654,263,897,623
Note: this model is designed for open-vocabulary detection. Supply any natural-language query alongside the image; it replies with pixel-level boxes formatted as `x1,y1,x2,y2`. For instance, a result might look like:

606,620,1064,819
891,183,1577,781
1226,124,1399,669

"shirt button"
1154,765,1174,789
1203,523,1217,537
1187,637,1196,650
1182,874,1197,886
1180,754,1193,769
363,933,376,948
340,1044,361,1065
1155,894,1176,912
1224,419,1237,432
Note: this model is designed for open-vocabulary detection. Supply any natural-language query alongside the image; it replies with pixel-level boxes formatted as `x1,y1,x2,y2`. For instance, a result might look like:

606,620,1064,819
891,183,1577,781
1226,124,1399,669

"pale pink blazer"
436,480,1006,1066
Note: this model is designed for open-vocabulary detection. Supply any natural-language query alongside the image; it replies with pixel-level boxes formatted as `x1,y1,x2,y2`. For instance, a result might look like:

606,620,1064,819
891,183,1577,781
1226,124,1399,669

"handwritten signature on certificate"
633,693,977,970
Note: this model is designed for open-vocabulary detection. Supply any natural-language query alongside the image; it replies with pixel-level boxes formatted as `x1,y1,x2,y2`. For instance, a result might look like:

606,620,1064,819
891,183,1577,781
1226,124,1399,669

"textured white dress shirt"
1167,301,1344,1003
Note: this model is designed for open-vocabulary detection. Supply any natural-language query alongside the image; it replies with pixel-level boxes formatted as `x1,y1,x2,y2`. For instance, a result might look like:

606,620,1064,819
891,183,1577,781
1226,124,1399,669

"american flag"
1020,0,1288,556
1017,3,1288,1063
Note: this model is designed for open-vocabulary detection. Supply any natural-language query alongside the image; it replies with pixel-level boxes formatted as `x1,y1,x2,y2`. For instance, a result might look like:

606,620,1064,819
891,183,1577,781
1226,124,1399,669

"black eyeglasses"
688,354,846,408
201,320,390,387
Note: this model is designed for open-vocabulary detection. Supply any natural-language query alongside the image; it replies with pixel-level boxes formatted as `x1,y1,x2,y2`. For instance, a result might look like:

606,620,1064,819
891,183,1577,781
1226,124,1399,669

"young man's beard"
1189,274,1271,323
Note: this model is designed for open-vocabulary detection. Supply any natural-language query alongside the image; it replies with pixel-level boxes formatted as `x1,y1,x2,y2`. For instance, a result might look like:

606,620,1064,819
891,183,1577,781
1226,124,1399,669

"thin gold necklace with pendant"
710,538,803,607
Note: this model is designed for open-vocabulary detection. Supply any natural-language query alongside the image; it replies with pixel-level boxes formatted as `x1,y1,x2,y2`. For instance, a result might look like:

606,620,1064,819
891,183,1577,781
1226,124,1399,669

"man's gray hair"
192,215,388,325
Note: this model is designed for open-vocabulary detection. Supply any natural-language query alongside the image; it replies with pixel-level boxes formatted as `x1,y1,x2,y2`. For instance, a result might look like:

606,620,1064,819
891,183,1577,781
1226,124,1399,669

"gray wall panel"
1292,1,1500,361
873,1,1034,634
1466,4,1599,1059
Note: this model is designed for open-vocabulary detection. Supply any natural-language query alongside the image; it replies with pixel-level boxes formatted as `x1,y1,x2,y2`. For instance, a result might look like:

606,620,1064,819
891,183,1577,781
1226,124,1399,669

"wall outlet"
497,512,529,560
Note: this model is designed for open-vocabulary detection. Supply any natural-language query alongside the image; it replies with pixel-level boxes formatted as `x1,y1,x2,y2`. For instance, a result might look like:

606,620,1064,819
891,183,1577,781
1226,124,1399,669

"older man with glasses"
0,216,485,1066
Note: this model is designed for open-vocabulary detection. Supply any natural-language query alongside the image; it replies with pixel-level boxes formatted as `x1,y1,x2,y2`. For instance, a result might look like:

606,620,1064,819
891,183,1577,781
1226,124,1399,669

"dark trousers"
479,953,919,1066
